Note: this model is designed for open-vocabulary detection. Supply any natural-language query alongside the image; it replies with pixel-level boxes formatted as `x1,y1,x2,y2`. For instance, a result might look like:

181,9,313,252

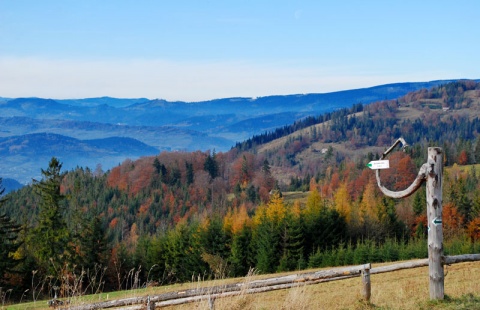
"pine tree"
201,216,229,258
254,213,279,274
475,137,480,164
204,150,219,179
185,161,194,185
412,187,426,216
229,224,254,276
163,223,205,282
30,157,69,275
0,178,22,286
277,210,305,272
82,216,109,271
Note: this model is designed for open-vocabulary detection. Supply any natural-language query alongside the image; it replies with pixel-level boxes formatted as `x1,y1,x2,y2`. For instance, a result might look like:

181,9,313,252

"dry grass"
161,261,480,310
5,261,480,310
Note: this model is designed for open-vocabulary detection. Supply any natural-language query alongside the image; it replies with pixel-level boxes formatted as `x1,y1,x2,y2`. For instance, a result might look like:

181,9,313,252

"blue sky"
0,0,478,101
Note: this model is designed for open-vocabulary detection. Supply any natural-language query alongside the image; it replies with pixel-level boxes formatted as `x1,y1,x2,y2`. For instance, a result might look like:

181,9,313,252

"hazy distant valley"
0,80,463,185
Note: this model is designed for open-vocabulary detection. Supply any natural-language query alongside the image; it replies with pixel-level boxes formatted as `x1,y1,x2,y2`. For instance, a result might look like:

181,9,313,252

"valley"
0,80,462,184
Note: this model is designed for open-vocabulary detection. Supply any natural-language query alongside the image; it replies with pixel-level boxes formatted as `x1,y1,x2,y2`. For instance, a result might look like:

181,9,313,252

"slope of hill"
0,117,232,152
0,133,159,183
249,80,480,184
3,80,480,302
58,96,149,108
0,79,475,184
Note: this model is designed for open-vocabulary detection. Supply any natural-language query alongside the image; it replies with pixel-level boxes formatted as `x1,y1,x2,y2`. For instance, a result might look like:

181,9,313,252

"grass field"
163,261,480,310
4,260,479,310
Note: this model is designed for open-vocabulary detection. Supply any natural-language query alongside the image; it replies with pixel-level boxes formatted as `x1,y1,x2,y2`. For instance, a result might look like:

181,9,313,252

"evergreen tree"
0,178,22,286
163,223,205,282
145,235,166,284
412,187,426,216
277,210,305,272
185,161,194,185
246,184,258,203
153,157,161,173
254,212,279,274
30,157,69,275
204,150,219,179
229,224,254,276
201,216,229,258
449,177,473,223
82,216,109,271
262,159,271,174
475,137,480,164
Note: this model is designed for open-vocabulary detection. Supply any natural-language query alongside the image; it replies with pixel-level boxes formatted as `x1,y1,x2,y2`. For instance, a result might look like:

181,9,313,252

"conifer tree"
201,216,229,258
412,187,426,216
82,216,109,271
0,178,22,286
475,137,480,164
277,209,305,272
229,224,254,276
185,161,194,185
31,157,69,275
204,150,219,179
254,212,279,274
163,223,205,282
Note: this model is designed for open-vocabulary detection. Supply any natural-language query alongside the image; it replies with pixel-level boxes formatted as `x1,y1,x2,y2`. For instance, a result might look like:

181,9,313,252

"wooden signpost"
425,147,444,299
374,138,444,300
366,160,390,170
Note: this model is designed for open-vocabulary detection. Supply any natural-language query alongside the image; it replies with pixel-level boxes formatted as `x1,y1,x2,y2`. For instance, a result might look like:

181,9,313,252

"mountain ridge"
1,79,477,185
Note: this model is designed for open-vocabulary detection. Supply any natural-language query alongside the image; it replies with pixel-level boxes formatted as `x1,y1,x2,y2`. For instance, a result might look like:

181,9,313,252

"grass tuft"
421,293,480,310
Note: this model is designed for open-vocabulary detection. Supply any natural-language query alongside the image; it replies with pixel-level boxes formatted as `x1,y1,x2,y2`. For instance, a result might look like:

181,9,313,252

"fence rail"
61,254,480,309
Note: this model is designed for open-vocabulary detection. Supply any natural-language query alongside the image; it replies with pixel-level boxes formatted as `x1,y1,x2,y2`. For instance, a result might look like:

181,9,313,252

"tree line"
1,80,480,302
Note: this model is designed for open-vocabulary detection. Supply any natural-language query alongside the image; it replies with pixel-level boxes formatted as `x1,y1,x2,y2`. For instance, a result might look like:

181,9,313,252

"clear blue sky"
0,0,478,101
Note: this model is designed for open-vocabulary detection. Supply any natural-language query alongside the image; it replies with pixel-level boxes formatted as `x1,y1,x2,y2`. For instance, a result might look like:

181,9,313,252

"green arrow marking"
366,160,390,170
432,217,442,226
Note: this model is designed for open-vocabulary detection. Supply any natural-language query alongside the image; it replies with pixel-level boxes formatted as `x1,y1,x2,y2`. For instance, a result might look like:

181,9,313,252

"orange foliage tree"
265,192,286,224
359,179,382,224
224,203,251,235
379,152,417,191
458,150,468,165
467,217,480,242
333,183,352,223
442,202,465,239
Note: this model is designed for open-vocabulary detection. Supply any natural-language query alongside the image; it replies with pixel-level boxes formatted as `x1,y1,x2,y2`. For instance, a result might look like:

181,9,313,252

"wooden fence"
61,254,480,310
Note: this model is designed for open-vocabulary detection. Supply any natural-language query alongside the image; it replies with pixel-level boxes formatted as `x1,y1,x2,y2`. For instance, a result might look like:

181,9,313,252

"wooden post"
208,295,215,310
426,147,444,300
147,296,155,310
375,139,446,301
361,266,371,302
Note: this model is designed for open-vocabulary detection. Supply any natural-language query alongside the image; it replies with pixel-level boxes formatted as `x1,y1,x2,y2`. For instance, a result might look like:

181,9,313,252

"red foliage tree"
442,202,464,239
458,150,468,165
379,152,417,191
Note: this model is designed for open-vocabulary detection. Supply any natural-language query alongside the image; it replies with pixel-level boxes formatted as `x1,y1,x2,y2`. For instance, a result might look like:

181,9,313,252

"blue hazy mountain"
0,79,466,184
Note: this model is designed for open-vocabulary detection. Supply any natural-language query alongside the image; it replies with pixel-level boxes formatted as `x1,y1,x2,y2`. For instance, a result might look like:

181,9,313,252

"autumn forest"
1,80,480,302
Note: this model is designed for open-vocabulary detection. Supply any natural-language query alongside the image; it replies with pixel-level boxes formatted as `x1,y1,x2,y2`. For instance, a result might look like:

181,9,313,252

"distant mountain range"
0,79,472,185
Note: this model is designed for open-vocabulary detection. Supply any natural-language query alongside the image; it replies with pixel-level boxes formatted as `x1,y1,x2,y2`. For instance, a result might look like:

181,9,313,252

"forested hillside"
1,80,480,303
0,80,466,184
